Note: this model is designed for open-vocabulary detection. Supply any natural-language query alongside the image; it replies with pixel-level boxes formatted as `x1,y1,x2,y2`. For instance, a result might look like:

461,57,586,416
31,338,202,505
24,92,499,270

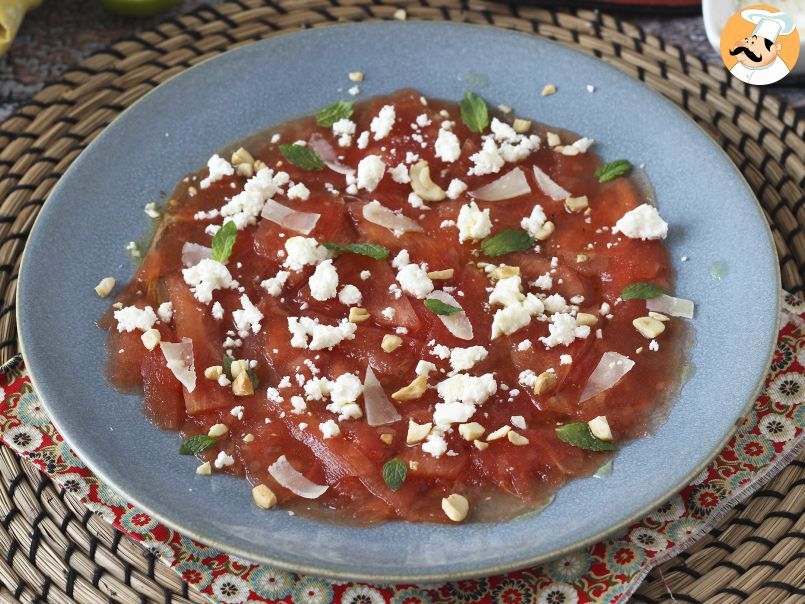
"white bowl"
702,0,805,76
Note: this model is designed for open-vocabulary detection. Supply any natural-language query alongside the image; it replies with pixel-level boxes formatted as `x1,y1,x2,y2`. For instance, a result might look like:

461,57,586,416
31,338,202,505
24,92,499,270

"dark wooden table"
1,1,803,122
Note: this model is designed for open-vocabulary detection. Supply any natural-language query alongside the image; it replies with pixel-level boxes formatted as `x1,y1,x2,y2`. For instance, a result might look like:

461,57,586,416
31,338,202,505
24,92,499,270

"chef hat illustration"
741,8,796,43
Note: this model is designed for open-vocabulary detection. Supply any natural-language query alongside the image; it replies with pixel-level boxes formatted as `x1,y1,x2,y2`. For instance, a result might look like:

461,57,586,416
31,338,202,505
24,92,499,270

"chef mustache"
730,46,763,63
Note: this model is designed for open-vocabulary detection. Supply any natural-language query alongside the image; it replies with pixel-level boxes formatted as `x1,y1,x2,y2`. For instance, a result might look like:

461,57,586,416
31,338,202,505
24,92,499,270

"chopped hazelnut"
94,277,115,298
633,316,666,339
512,118,532,133
648,311,670,322
427,268,455,280
576,254,589,263
204,365,224,380
507,431,530,446
474,440,489,451
575,313,598,327
533,221,555,241
406,419,432,444
380,433,394,445
409,460,419,471
232,371,254,396
533,370,557,395
392,375,428,401
458,422,485,441
546,132,562,147
252,484,278,509
196,461,212,475
486,425,511,441
349,307,371,323
381,334,403,353
140,329,161,351
441,493,469,522
491,265,520,281
564,195,589,213
230,359,248,379
348,71,364,82
208,423,228,438
588,416,613,441
243,433,255,443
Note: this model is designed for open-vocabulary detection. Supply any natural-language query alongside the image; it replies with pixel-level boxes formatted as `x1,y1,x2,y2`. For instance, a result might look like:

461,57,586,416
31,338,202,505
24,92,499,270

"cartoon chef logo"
721,5,800,86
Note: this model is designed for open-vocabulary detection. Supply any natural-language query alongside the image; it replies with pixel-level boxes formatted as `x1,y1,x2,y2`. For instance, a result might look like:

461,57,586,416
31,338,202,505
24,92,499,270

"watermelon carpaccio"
104,89,689,524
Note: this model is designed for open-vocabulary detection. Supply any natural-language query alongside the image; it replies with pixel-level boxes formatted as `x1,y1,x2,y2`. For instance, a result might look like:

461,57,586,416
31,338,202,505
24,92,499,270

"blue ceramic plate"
18,22,779,582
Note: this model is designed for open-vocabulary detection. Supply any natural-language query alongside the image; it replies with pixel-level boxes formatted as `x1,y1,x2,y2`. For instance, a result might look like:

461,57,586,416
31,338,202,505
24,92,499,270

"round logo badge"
720,4,800,86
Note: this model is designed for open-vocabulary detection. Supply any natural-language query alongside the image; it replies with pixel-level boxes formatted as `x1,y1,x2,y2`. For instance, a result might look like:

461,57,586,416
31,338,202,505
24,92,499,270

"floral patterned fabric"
1,293,802,604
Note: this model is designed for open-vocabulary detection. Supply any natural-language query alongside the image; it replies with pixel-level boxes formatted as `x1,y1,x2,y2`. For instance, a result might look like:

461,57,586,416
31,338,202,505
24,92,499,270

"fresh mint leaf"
222,356,233,380
382,458,407,492
279,144,325,171
480,229,534,257
595,160,633,183
246,367,260,389
620,282,667,300
211,220,237,263
323,242,389,260
555,423,615,452
460,91,489,133
424,298,463,316
179,434,217,455
316,100,353,127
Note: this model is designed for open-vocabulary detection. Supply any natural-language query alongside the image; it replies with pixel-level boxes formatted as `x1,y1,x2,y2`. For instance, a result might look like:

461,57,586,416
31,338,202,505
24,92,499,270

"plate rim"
16,20,781,582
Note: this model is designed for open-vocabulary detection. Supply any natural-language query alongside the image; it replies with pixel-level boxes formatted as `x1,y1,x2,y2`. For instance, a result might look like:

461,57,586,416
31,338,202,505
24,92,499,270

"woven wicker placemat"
0,1,802,602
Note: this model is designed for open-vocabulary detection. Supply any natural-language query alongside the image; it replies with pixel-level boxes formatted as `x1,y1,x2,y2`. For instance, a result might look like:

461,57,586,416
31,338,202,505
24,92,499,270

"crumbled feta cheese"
540,313,591,348
182,259,236,304
446,179,468,200
560,354,572,365
261,270,289,296
287,183,310,201
533,272,553,291
491,294,544,339
212,301,224,320
520,204,547,238
391,249,410,269
200,154,233,189
649,339,659,351
437,373,497,406
348,85,360,96
370,105,396,140
360,270,371,280
432,344,451,360
468,138,504,176
332,118,356,147
309,259,339,301
489,276,525,308
356,155,386,192
543,293,568,314
613,204,668,240
213,451,235,468
415,360,437,376
381,306,396,321
232,294,264,334
290,395,307,414
389,162,411,184
320,419,341,438
114,305,157,333
396,263,434,299
157,301,173,323
434,128,461,163
449,346,488,374
408,192,427,209
338,284,362,306
457,201,492,243
356,131,369,149
422,430,448,458
219,166,289,229
517,340,532,351
287,317,357,350
518,369,537,389
415,113,431,127
283,236,331,271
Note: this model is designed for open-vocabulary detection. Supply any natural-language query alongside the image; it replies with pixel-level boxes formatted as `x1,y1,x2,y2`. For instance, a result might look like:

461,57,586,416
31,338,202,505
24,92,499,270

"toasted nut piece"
348,71,364,82
407,420,432,444
565,195,589,213
648,311,670,322
458,422,485,441
253,159,267,171
575,312,598,327
409,460,420,470
243,433,255,443
427,268,454,280
635,346,643,354
232,371,254,396
392,375,428,401
534,370,558,395
230,359,249,378
512,118,532,133
491,265,520,281
208,423,228,438
633,316,666,339
236,163,254,178
140,329,161,351
409,160,446,202
442,493,470,522
507,431,530,446
204,365,224,380
188,185,198,196
94,277,115,297
349,307,371,323
576,254,589,263
486,425,511,441
381,334,403,353
533,221,555,241
541,84,557,96
588,416,613,441
380,433,394,445
196,461,212,475
231,147,254,167
252,484,278,509
474,440,489,451
546,132,562,147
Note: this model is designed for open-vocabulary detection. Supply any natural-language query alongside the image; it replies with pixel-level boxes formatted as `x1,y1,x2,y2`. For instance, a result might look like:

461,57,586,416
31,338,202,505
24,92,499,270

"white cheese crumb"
232,294,264,334
396,263,434,299
338,284,362,305
356,131,369,149
332,118,356,147
613,204,668,240
283,236,331,271
308,259,339,301
360,270,371,281
213,451,235,469
560,354,572,365
540,313,590,348
261,270,290,296
319,419,341,439
370,105,396,140
449,346,488,374
517,340,532,351
446,179,468,200
287,316,357,350
200,154,233,189
157,301,173,323
114,305,157,333
457,201,492,243
520,204,547,238
212,301,224,320
389,163,411,184
381,306,396,321
434,128,461,163
356,155,386,192
287,182,310,201
649,339,659,352
416,360,437,376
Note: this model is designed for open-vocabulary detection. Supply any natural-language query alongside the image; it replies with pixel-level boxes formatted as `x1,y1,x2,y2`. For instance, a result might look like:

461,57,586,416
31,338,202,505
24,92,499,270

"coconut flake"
363,366,402,426
532,165,570,201
363,201,424,235
268,455,329,499
470,167,531,201
308,133,354,175
181,243,211,268
427,290,473,340
646,295,694,319
260,199,320,235
160,338,196,393
579,352,635,402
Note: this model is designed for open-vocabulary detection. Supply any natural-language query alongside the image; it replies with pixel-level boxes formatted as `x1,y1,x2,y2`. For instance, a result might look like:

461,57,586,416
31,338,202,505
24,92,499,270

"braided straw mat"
0,1,802,602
